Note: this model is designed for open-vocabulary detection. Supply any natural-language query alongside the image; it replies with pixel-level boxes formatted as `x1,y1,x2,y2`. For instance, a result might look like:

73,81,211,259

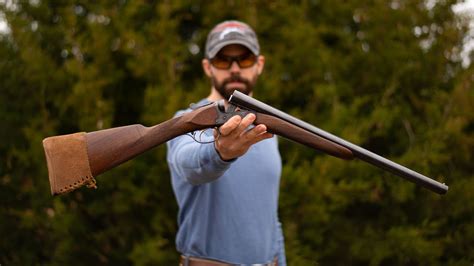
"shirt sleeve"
166,128,234,185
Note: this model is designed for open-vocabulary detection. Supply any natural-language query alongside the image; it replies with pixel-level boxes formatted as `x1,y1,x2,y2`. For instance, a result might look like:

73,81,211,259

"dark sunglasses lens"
210,54,257,69
238,54,257,68
210,57,231,69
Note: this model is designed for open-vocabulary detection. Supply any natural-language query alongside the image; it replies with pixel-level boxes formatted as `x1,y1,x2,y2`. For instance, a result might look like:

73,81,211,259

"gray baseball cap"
205,20,260,59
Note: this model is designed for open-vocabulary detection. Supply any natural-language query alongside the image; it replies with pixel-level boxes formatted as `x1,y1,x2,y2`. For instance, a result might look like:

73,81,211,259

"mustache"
222,75,251,86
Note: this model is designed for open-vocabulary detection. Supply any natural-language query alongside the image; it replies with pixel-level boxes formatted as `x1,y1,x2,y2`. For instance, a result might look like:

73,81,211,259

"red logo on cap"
212,22,249,33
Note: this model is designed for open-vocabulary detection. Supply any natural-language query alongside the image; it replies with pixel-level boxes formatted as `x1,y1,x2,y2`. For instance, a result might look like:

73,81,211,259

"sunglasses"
209,53,257,70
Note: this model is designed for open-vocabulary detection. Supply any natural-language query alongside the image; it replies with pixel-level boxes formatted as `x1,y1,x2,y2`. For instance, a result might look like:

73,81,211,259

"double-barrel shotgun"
42,91,448,196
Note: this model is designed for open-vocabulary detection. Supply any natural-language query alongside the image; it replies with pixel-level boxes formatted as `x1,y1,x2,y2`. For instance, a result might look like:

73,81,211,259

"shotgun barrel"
229,91,449,195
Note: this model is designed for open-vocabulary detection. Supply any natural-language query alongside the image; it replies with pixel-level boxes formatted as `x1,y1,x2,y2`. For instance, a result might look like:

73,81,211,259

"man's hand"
214,113,273,161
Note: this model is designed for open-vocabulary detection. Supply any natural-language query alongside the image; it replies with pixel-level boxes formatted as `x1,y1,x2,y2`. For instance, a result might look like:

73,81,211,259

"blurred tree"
0,0,472,265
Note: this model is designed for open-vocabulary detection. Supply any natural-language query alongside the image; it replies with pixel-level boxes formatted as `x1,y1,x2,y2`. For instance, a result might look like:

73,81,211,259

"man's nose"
229,61,241,73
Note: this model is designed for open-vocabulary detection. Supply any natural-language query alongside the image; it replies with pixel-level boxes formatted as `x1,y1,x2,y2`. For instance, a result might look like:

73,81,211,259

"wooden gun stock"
86,104,219,176
43,103,218,195
43,101,352,196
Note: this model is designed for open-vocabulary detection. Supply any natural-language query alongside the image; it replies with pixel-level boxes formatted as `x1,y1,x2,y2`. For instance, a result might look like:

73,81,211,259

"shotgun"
43,100,353,195
229,91,449,194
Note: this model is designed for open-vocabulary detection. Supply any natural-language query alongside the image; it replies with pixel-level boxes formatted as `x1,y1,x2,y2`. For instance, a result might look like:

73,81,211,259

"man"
167,20,286,266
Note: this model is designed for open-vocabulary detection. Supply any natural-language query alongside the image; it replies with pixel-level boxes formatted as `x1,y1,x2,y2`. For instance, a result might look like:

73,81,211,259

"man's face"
204,44,264,100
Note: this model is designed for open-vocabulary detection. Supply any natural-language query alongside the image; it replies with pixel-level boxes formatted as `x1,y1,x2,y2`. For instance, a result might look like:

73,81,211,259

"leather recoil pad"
43,132,97,196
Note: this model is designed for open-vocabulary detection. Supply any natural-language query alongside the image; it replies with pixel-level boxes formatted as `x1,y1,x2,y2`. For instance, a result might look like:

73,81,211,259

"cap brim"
207,39,259,58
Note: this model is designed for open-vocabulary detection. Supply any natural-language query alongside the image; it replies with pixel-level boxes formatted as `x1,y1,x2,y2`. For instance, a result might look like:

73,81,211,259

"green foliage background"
1,1,473,265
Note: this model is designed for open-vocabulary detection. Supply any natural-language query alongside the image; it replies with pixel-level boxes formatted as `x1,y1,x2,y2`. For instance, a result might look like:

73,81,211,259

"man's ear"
202,58,213,78
256,55,265,75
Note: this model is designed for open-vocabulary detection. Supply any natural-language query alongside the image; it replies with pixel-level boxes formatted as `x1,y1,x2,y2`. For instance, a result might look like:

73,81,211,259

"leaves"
0,0,473,265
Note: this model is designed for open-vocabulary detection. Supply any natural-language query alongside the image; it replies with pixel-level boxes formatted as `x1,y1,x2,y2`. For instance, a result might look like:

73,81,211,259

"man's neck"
207,87,225,102
206,87,253,103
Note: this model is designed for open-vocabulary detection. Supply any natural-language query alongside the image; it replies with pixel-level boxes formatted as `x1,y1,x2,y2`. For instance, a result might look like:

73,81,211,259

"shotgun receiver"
229,91,449,194
43,99,353,195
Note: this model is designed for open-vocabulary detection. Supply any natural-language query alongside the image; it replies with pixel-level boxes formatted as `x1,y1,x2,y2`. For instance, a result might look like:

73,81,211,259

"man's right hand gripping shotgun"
42,91,448,196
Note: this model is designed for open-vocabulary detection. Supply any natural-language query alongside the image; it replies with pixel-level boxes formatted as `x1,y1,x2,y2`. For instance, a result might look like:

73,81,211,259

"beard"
212,74,257,100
